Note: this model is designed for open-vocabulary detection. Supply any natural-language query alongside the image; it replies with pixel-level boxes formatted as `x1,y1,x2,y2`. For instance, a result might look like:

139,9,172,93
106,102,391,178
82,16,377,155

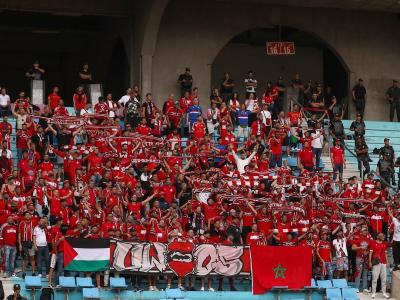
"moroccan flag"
250,246,312,295
64,238,110,272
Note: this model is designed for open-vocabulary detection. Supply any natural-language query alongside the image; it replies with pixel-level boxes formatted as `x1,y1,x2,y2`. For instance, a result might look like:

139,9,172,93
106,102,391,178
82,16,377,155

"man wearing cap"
6,284,27,300
386,79,400,122
352,78,367,116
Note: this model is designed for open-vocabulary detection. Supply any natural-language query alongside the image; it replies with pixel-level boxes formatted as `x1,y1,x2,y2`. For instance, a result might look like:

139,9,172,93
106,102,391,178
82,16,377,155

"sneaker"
153,286,159,291
14,268,21,273
383,293,390,299
22,272,26,279
32,272,37,276
208,287,215,292
148,286,154,291
190,287,196,291
393,266,400,271
11,273,17,277
230,287,238,291
166,285,171,289
178,285,185,291
37,274,42,278
200,287,205,291
371,293,376,298
363,289,370,293
218,287,223,291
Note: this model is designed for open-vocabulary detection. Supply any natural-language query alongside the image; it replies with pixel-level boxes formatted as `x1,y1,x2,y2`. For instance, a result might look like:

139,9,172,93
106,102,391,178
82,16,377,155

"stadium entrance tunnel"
0,10,129,104
211,26,349,111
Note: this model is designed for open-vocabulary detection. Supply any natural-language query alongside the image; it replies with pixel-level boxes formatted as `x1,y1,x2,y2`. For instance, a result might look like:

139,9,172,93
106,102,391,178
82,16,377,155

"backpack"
40,288,54,300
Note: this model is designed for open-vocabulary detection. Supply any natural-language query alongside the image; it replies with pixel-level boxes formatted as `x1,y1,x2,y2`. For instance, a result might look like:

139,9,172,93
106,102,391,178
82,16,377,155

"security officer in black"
329,113,345,143
377,153,393,186
380,138,395,184
355,136,370,178
386,79,400,122
349,113,365,139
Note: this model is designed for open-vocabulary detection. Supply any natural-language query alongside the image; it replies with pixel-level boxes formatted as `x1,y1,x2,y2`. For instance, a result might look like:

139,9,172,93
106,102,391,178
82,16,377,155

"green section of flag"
65,259,109,272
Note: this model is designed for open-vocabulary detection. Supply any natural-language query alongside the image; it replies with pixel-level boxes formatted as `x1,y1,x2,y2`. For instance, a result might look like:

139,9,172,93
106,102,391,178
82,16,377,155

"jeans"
355,257,368,291
333,164,344,181
4,245,16,274
313,148,322,169
56,253,64,284
17,148,24,161
36,246,50,276
322,262,333,280
372,263,387,294
269,154,282,168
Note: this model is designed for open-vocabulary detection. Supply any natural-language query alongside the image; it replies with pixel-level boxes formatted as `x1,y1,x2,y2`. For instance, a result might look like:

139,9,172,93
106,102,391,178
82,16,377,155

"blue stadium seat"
332,279,348,288
317,280,333,288
341,288,359,300
82,287,100,299
76,277,94,288
25,276,42,300
59,276,76,288
326,288,343,300
110,277,128,300
58,276,76,300
164,288,185,299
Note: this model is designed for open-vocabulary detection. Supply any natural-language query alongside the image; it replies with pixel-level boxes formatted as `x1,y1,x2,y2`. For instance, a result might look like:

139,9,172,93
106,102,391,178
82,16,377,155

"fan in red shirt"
73,86,87,115
136,118,151,135
47,86,61,112
94,97,109,115
192,116,206,140
298,141,315,171
246,224,267,246
330,139,345,181
316,232,333,279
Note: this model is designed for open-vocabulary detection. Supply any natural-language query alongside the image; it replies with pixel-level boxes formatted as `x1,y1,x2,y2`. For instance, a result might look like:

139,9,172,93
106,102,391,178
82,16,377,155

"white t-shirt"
260,110,271,126
118,95,130,106
333,238,348,258
393,217,400,241
0,94,10,106
33,226,48,247
312,130,324,149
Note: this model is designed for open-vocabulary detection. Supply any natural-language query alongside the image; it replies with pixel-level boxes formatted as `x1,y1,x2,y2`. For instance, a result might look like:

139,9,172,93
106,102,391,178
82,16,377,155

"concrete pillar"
140,54,153,95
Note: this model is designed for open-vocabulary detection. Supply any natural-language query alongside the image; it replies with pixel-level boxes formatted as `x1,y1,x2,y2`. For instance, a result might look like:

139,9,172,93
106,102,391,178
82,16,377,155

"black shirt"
27,68,44,80
387,86,400,102
352,84,366,100
227,224,242,244
79,69,92,85
221,78,234,94
178,73,193,90
56,131,73,149
350,120,365,136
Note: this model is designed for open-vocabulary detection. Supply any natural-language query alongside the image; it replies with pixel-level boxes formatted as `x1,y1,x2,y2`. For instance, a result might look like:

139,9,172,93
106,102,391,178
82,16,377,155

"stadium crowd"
0,65,399,299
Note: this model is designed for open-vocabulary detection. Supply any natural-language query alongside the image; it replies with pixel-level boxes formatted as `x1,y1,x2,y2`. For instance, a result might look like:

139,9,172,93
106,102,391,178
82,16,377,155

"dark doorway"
104,38,130,98
212,26,349,108
0,10,126,105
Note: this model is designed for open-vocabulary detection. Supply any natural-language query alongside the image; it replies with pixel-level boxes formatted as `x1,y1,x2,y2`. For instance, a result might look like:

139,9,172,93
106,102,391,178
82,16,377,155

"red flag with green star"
250,246,312,295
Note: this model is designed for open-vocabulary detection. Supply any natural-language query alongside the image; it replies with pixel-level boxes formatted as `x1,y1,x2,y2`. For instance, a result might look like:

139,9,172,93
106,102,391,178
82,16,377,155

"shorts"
21,241,35,258
50,253,57,269
336,257,349,271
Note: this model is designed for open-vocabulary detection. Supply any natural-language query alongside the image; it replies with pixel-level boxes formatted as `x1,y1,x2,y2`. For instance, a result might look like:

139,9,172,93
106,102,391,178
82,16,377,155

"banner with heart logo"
110,239,251,277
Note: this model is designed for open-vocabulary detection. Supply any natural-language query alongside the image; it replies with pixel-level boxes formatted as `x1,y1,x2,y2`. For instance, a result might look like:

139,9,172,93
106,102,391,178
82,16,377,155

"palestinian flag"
64,238,110,272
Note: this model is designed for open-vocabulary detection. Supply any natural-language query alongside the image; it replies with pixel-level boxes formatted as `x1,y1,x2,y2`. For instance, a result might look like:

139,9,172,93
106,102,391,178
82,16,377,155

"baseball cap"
13,284,21,290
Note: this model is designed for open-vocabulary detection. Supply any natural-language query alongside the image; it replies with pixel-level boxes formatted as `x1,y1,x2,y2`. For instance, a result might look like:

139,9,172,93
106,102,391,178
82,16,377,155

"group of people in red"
0,69,398,298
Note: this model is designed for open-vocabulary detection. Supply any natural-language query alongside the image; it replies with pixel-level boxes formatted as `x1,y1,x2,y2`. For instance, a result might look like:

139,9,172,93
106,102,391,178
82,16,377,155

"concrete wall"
149,0,400,120
211,43,323,99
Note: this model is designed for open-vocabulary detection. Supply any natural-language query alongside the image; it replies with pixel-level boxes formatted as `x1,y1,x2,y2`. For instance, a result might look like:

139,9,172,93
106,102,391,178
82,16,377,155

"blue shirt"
187,105,202,122
236,109,250,126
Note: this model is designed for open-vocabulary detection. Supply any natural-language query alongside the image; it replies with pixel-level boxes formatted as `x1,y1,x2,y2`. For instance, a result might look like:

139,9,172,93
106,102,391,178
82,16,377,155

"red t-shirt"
48,93,61,110
1,224,17,246
331,146,345,164
317,240,332,262
370,241,387,264
298,148,314,167
269,137,283,155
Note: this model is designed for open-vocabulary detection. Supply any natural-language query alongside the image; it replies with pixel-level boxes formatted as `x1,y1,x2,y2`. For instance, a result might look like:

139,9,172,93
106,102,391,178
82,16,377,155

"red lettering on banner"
110,239,250,276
